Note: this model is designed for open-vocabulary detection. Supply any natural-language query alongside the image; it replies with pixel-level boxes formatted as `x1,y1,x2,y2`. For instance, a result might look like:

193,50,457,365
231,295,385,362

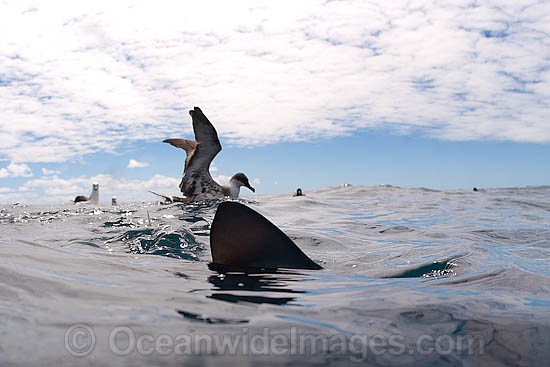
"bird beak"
247,184,255,193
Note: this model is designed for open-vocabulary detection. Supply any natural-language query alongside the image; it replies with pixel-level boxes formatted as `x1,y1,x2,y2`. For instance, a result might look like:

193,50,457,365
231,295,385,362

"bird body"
74,184,99,204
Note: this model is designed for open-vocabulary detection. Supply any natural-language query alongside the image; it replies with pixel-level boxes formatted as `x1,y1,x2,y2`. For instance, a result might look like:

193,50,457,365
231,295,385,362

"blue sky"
1,0,549,203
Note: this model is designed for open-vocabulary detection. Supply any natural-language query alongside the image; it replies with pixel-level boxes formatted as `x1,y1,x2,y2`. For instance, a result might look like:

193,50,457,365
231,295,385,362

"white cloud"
0,0,548,165
212,174,231,185
127,159,149,168
18,173,180,203
0,191,34,204
41,167,60,175
0,163,33,178
253,178,261,185
0,187,13,193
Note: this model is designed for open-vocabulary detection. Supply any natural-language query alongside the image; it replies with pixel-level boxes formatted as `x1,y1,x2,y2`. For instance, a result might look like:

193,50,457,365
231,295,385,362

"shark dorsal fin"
210,202,322,270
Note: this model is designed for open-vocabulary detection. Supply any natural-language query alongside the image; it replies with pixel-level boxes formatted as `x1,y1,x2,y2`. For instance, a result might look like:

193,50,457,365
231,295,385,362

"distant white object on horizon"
89,183,99,204
111,196,117,206
74,183,99,204
163,107,255,201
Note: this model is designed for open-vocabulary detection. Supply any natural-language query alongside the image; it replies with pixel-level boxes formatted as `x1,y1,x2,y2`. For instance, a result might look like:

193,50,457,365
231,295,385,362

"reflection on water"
205,264,306,306
176,310,249,324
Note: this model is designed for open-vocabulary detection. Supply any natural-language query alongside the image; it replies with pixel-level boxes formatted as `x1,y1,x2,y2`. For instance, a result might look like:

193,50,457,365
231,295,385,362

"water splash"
106,225,205,260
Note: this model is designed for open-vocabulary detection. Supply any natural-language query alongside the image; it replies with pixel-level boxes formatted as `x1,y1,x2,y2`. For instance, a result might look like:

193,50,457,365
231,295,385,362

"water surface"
1,185,549,366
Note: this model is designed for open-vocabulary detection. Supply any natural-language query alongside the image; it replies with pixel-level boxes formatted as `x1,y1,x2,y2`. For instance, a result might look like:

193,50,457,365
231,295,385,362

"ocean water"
1,185,549,366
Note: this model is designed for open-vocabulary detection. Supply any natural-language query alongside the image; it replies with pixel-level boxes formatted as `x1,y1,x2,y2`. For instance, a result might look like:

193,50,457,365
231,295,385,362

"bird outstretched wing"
164,107,223,198
162,139,198,171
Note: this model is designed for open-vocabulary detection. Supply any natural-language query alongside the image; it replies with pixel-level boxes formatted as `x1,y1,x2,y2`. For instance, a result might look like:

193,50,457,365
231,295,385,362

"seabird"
163,107,255,201
74,183,99,204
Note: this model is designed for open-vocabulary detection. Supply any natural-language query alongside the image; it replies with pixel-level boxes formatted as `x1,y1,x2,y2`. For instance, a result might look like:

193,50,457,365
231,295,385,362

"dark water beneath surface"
1,185,549,366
